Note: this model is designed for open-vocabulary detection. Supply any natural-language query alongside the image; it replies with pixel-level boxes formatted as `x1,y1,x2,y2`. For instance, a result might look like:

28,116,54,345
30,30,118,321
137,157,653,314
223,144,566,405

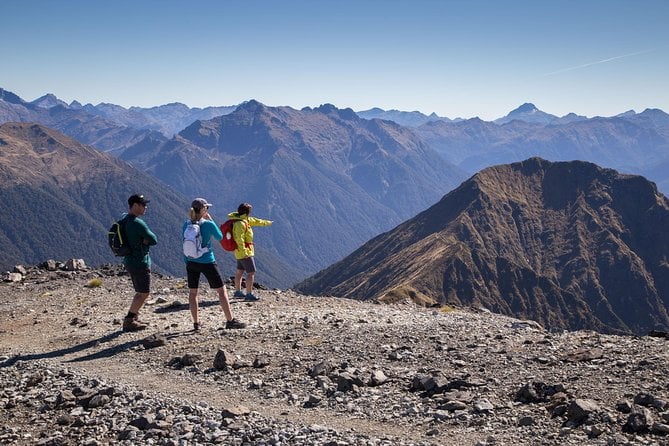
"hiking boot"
244,292,260,302
123,317,147,332
225,318,246,329
232,290,246,298
133,316,148,325
193,322,201,331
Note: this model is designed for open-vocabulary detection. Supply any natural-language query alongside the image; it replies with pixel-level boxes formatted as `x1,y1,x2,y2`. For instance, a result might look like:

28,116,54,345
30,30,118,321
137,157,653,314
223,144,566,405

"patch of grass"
379,287,436,306
85,278,103,288
438,305,457,313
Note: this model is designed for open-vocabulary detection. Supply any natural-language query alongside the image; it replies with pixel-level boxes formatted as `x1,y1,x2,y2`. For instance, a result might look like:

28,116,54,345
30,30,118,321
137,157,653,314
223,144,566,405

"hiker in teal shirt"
182,198,245,331
121,194,157,332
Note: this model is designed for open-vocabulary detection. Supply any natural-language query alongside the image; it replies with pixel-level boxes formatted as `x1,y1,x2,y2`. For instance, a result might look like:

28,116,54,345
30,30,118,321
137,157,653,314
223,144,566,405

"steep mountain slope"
0,122,190,275
296,158,669,335
120,101,467,286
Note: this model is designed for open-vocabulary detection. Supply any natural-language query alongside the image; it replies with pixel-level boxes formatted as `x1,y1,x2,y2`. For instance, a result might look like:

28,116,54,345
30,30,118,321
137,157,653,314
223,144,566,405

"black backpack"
108,218,131,256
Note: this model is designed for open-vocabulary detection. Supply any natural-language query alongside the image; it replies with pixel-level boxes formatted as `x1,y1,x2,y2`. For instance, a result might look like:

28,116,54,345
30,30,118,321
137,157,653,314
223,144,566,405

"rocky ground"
1,260,669,446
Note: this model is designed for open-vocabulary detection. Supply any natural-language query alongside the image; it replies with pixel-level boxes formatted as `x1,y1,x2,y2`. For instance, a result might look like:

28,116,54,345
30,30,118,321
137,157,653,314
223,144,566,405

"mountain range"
296,158,669,335
2,87,669,330
2,89,237,138
356,107,459,127
414,104,669,195
0,90,467,286
118,100,466,285
4,89,668,197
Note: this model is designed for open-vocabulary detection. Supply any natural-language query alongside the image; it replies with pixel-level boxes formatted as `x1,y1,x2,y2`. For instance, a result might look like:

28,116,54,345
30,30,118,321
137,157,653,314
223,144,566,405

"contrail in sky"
543,49,654,76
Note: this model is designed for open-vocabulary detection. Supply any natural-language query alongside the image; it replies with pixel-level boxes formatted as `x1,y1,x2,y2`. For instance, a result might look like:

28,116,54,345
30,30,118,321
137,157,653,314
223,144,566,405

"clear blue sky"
2,0,668,121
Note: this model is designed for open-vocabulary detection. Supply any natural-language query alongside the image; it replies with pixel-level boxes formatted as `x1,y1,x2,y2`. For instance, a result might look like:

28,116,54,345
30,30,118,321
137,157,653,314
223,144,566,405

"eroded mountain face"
297,158,669,335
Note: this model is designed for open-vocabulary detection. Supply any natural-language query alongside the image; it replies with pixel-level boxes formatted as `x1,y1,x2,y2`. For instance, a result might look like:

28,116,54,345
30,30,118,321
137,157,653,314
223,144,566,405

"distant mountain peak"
315,103,337,113
236,99,266,114
510,103,539,114
641,108,668,115
495,103,558,125
314,103,358,121
616,110,637,117
0,88,26,105
32,93,68,109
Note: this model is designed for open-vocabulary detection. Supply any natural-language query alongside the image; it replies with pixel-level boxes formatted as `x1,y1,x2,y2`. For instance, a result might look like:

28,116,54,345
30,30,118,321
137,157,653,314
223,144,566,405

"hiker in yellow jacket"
228,202,272,301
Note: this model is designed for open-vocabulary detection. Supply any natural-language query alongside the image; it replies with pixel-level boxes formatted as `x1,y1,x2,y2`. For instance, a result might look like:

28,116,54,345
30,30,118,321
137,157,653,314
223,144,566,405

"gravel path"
2,262,669,445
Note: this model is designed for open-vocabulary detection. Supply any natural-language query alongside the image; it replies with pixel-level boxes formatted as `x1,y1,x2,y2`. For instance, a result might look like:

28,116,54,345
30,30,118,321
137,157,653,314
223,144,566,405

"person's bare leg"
215,287,234,321
129,292,150,314
188,289,199,323
245,272,255,294
234,269,244,292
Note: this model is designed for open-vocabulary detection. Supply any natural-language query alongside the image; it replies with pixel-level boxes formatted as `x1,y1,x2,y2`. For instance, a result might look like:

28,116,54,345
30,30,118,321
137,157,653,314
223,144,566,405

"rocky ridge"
297,158,669,336
2,261,669,445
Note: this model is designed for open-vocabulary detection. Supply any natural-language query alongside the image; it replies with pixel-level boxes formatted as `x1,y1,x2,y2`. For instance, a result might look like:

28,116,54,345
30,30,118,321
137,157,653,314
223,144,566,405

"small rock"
370,370,389,386
473,398,494,413
253,354,270,368
518,416,534,426
221,405,251,418
652,422,669,434
440,400,467,411
213,349,233,371
142,334,166,349
13,265,27,275
624,406,654,433
567,399,600,424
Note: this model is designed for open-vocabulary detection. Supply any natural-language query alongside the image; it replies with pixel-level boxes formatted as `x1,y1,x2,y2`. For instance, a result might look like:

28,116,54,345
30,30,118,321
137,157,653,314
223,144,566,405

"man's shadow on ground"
0,312,202,368
65,331,189,363
0,331,128,368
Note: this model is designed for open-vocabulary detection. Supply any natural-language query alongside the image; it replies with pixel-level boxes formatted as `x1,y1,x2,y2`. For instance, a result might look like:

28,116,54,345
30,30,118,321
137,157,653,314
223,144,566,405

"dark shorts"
236,257,256,273
186,261,224,289
125,265,151,294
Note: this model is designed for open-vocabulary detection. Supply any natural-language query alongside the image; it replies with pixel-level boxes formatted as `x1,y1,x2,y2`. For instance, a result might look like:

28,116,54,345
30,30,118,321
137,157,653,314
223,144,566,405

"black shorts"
236,257,256,273
125,265,151,294
186,261,224,289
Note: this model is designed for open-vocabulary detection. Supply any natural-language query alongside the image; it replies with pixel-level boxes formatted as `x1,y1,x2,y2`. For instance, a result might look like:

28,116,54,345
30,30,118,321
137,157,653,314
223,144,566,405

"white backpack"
183,220,210,258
